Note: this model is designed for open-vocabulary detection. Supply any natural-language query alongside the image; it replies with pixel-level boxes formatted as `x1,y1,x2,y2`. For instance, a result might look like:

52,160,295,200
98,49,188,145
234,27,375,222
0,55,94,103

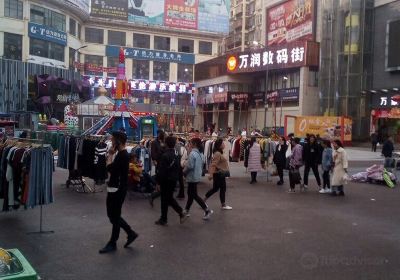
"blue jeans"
384,157,394,170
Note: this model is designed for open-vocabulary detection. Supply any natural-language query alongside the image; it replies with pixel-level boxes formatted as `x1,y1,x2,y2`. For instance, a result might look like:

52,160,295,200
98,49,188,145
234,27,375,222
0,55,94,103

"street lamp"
74,45,88,72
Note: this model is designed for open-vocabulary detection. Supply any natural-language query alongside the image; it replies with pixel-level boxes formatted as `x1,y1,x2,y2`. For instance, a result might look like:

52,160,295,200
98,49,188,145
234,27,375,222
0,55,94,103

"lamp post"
74,45,87,72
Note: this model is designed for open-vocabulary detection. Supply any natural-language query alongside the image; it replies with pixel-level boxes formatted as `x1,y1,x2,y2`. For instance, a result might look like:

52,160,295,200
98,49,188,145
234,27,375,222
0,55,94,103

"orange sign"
227,56,237,71
294,116,352,141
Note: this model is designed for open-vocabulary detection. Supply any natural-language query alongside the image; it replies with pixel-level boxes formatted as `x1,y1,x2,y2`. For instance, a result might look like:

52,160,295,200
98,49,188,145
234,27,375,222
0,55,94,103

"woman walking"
331,140,348,196
319,140,333,194
288,138,303,193
245,137,263,184
205,138,232,210
273,136,288,185
182,138,213,219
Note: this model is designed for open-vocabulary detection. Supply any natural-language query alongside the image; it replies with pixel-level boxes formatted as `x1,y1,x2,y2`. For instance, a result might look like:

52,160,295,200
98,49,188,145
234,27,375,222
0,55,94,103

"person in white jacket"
331,140,348,196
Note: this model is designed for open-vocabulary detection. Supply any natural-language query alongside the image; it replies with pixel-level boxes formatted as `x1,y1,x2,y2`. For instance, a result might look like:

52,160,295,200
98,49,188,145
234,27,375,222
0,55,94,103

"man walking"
382,136,395,170
99,131,138,254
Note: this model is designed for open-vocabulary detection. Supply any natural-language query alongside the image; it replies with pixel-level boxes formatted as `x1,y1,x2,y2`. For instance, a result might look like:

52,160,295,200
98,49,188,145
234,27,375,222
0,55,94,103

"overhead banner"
130,80,195,94
28,22,67,46
106,45,195,64
226,41,319,73
164,0,198,30
266,88,299,103
198,0,230,34
90,0,128,20
128,0,164,26
267,0,314,46
371,93,400,108
294,116,352,142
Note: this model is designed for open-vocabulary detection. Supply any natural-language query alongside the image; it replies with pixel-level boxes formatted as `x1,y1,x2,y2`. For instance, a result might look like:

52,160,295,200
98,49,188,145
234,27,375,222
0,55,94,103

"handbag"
289,168,301,184
216,169,230,178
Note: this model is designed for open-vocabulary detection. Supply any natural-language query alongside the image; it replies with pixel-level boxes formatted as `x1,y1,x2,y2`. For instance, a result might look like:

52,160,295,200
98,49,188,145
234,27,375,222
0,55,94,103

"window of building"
85,54,103,75
78,23,82,39
69,48,75,68
154,36,170,51
177,64,193,83
30,4,66,31
4,0,23,19
132,60,149,79
178,39,194,53
69,18,76,36
4,33,22,60
108,30,126,46
85,27,104,44
29,38,65,61
107,57,119,77
153,61,169,81
199,41,212,55
133,33,150,49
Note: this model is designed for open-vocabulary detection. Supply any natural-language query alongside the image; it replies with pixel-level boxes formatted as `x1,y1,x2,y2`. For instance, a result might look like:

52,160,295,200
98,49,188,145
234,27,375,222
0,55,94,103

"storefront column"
212,104,218,127
228,102,234,129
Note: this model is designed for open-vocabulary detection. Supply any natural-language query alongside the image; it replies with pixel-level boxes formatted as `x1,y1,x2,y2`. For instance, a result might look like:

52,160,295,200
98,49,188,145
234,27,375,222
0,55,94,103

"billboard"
164,0,198,30
294,116,352,142
128,0,164,26
198,0,230,33
29,22,67,46
90,0,128,20
65,0,90,13
267,0,314,46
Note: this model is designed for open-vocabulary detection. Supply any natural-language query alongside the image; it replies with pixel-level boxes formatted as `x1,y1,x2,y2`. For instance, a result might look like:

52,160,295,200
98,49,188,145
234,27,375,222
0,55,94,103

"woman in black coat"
273,136,288,185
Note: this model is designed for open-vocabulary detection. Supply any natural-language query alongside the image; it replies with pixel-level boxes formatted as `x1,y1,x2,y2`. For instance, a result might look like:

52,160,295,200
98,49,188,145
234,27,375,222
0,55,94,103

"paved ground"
1,150,400,280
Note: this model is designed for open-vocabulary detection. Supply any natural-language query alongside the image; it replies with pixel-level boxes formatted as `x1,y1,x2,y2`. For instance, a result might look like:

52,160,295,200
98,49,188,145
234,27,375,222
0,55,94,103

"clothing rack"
9,137,55,235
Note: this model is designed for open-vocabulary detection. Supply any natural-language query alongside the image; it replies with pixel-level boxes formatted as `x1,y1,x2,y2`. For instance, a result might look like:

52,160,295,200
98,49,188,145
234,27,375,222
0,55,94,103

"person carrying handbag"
182,138,213,219
204,138,232,210
288,137,303,193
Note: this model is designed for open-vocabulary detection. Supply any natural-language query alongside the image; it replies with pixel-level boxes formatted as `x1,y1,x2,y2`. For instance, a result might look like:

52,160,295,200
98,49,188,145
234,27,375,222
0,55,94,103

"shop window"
153,61,169,81
78,23,82,39
294,72,300,87
4,33,22,60
108,30,126,46
5,0,23,20
107,57,119,77
199,41,212,55
29,38,65,61
177,64,193,83
178,39,194,53
154,36,170,51
132,60,149,79
30,4,66,31
133,33,150,49
85,27,104,44
69,18,76,36
85,54,103,75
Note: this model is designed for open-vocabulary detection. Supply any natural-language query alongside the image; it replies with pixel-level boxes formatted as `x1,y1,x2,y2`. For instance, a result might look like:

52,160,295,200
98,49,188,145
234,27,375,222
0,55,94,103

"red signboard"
164,0,198,30
267,0,314,46
226,41,319,74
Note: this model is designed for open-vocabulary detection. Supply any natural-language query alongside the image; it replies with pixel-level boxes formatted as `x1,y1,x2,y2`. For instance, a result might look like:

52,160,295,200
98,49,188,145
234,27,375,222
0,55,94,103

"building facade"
0,0,225,132
195,0,321,135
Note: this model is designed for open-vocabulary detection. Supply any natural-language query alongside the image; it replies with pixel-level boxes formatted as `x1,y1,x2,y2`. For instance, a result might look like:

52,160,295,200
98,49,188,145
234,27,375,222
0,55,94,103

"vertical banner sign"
267,0,314,46
164,0,198,30
90,0,128,21
128,0,165,26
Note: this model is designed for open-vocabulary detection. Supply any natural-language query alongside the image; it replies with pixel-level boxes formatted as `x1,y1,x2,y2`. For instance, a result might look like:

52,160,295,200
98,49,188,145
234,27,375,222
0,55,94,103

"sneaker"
182,209,191,217
326,188,332,193
124,232,138,248
180,214,188,224
303,185,308,190
99,242,116,254
277,181,283,185
221,205,233,210
287,189,296,194
155,219,168,226
319,188,327,194
338,191,345,196
203,209,214,220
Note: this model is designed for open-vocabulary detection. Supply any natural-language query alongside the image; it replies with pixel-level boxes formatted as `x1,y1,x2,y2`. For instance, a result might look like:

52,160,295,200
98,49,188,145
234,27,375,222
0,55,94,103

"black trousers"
185,182,207,211
303,164,321,186
372,142,377,152
205,173,226,204
276,163,284,182
322,170,330,189
160,180,183,222
250,172,257,182
177,166,185,198
106,190,135,244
